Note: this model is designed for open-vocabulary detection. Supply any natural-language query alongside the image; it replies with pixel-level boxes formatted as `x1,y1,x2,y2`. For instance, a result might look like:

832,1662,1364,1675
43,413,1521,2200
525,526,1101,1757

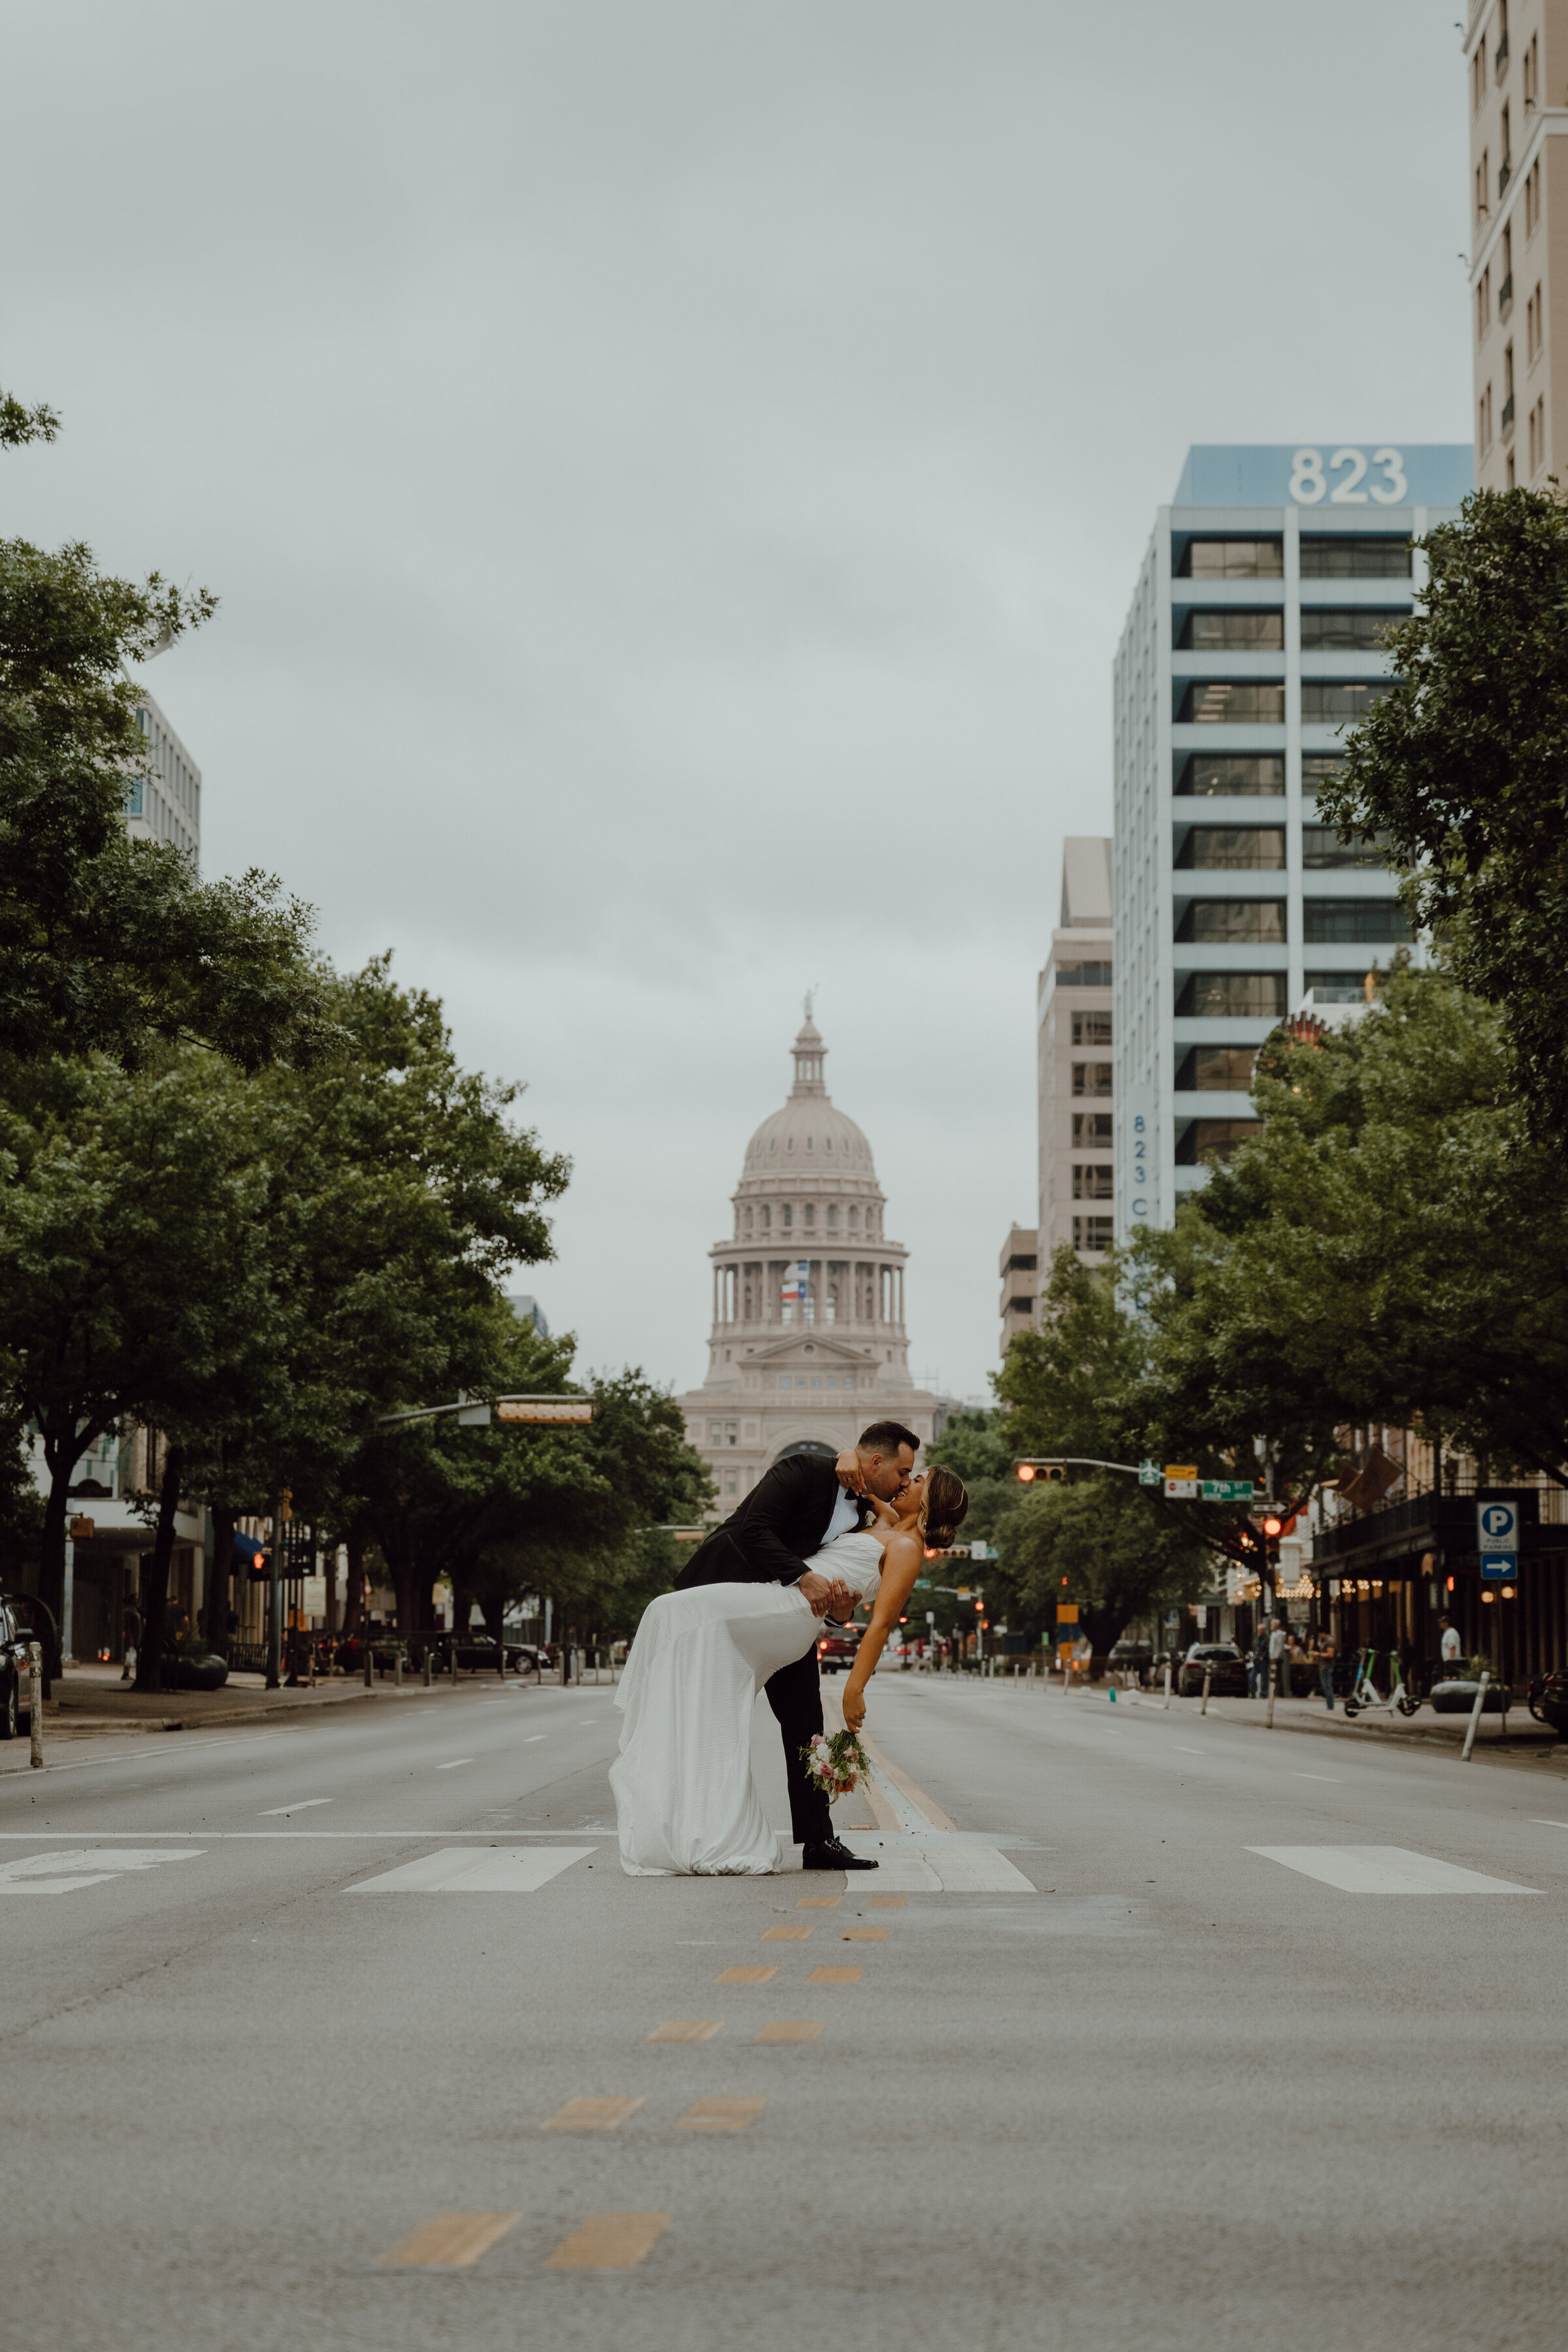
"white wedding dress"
610,1529,885,1876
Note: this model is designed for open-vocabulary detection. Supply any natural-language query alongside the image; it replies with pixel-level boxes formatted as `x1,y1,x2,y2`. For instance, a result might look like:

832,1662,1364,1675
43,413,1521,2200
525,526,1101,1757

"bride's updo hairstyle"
918,1465,968,1552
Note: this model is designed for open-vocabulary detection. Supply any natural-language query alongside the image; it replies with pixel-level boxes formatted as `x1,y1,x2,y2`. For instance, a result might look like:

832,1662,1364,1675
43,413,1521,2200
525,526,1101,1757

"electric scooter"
1343,1646,1421,1719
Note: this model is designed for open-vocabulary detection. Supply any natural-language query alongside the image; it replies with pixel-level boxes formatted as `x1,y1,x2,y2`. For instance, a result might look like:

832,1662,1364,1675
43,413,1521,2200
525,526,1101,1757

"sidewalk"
1096,1680,1568,1772
42,1662,410,1739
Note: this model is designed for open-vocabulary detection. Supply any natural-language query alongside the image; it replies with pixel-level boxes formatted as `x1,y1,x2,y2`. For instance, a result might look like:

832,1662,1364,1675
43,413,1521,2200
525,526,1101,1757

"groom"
675,1419,920,1871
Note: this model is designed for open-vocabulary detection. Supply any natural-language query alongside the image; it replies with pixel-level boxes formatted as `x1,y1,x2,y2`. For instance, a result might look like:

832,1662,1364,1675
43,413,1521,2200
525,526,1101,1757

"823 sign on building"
1288,447,1408,506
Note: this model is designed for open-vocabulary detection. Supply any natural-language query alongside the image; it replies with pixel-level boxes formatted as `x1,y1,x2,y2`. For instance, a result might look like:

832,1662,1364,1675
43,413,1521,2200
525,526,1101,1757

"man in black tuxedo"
675,1419,919,1871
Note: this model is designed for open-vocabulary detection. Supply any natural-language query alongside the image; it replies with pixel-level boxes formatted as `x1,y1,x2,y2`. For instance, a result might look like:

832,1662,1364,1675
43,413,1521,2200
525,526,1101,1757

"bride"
610,1464,968,1875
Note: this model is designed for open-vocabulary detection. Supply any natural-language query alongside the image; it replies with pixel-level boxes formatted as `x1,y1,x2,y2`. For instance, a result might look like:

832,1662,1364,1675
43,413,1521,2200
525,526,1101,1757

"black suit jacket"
674,1454,874,1593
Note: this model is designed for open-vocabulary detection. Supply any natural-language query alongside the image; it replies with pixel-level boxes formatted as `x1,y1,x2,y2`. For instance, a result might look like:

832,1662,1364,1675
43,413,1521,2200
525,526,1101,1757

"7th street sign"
1201,1480,1259,1502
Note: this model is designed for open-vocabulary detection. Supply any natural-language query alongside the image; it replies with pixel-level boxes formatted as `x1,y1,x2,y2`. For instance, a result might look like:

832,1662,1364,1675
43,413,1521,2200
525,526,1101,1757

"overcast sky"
3,1,1471,1404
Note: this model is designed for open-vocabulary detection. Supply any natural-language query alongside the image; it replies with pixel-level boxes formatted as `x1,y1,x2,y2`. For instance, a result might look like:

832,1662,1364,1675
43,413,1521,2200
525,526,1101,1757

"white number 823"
1288,447,1408,506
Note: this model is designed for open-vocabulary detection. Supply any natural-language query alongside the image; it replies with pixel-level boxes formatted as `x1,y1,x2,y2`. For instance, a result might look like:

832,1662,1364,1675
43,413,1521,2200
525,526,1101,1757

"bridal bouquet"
800,1728,871,1798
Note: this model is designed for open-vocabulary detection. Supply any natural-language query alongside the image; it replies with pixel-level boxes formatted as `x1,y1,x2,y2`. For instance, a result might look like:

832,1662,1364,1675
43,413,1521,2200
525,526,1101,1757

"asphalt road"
5,1667,1567,2351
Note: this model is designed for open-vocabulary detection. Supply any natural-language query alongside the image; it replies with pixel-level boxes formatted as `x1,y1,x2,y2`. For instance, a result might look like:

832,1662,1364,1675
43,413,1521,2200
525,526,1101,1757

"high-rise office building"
1112,444,1471,1241
1035,837,1114,1272
125,686,201,867
1467,1,1563,491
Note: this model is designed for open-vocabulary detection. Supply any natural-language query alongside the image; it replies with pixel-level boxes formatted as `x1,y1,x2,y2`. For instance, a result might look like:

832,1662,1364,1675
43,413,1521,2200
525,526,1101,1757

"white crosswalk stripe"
1248,1845,1538,1894
0,1850,204,1895
345,1846,595,1893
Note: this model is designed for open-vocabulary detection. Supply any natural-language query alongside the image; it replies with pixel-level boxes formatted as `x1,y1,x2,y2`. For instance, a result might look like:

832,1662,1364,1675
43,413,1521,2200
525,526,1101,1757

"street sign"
1201,1479,1258,1502
1164,1465,1198,1480
1056,1603,1079,1624
497,1398,594,1426
1138,1459,1161,1487
1477,1498,1518,1582
1164,1478,1198,1499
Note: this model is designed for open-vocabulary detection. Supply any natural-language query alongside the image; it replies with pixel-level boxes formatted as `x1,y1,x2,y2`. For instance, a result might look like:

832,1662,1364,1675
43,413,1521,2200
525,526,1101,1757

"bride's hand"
841,1682,866,1734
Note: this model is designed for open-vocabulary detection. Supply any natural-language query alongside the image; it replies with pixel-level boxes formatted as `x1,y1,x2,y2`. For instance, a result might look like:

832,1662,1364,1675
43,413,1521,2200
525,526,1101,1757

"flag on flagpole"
780,1258,811,1303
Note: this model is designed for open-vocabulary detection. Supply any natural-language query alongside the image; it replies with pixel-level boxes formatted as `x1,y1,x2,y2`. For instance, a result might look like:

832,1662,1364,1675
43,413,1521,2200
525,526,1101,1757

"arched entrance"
773,1440,836,1465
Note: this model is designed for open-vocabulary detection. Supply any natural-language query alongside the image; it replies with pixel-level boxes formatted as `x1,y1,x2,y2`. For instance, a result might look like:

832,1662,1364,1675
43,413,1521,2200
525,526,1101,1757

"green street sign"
1138,1459,1161,1487
1200,1478,1258,1502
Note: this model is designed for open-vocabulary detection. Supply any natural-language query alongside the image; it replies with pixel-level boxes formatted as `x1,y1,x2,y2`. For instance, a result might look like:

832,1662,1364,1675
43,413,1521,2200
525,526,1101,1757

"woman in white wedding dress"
611,1466,968,1876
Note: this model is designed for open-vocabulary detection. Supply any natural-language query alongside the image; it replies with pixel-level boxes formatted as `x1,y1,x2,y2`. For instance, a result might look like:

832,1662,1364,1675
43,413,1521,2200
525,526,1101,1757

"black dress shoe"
802,1837,879,1872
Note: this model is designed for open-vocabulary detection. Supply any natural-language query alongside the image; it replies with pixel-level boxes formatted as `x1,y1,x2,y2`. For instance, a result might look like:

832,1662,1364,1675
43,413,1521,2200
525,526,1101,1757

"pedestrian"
1439,1613,1462,1664
121,1597,141,1683
1250,1622,1269,1700
1315,1629,1336,1712
1267,1616,1288,1700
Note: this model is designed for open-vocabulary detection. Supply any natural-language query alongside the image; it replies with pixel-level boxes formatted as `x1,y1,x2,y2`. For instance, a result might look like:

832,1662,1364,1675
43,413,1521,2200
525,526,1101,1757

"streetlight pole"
265,1495,284,1691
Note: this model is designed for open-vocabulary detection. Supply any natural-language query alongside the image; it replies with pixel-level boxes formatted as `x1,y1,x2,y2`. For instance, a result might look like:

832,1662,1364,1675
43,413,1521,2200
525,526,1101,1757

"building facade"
1467,0,1568,492
1036,835,1114,1271
1112,444,1471,1241
997,1226,1037,1357
126,686,201,867
681,1011,938,1511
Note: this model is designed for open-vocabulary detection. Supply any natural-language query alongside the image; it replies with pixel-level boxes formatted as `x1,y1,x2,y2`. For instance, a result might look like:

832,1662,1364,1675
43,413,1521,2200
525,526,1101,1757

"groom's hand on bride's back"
798,1571,855,1618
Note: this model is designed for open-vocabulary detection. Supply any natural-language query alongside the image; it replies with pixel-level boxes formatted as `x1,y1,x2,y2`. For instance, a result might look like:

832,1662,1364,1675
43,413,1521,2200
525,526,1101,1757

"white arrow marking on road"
1248,1846,1538,1893
0,1850,204,1894
346,1846,594,1893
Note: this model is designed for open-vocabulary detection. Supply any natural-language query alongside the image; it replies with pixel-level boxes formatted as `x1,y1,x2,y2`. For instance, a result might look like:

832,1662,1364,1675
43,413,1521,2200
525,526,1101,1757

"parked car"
440,1633,533,1673
815,1628,863,1674
1109,1639,1154,1685
1528,1670,1568,1735
1177,1641,1249,1698
0,1599,37,1737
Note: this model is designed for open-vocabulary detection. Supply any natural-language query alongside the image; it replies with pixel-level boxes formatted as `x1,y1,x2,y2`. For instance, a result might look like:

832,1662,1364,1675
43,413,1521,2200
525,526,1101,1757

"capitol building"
682,1008,939,1511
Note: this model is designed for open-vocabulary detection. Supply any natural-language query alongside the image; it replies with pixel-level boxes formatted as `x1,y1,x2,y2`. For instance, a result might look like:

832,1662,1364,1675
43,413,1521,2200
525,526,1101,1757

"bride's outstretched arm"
840,1533,922,1735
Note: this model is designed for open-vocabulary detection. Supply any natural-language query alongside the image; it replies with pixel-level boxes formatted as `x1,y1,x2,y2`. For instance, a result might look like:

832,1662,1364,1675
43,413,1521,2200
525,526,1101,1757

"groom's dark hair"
858,1420,920,1457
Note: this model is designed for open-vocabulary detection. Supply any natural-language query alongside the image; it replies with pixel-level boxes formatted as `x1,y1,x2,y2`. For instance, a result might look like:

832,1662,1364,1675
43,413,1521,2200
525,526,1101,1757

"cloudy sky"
4,1,1470,1402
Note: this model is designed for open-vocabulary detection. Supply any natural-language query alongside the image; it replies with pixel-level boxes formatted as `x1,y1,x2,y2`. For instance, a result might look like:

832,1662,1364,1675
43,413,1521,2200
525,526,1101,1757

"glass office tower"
1113,443,1471,1241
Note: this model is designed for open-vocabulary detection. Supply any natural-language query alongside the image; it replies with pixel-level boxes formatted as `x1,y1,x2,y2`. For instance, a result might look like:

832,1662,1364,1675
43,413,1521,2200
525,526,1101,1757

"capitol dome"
681,1004,936,1511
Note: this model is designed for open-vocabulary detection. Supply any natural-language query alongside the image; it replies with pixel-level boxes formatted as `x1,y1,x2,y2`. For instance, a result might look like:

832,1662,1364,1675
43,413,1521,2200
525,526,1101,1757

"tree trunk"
342,1541,364,1639
135,1445,184,1694
204,1504,238,1656
35,1433,74,1678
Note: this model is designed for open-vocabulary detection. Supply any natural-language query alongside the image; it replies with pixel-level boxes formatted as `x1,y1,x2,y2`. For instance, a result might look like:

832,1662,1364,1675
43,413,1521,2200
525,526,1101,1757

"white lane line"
434,1759,474,1771
1248,1845,1539,1893
1293,1774,1344,1784
0,1849,204,1894
257,1799,334,1816
524,1736,547,1744
346,1846,593,1893
1175,1747,1210,1756
0,1728,302,1780
0,1828,619,1840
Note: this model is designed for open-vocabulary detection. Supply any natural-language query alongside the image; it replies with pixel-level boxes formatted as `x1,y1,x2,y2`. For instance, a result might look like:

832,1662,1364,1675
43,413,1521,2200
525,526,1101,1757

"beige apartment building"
1468,0,1568,489
1036,837,1114,1275
997,1225,1038,1358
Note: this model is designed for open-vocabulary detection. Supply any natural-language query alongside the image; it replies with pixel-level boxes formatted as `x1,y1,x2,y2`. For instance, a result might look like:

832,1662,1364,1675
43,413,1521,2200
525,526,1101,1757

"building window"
1301,681,1394,724
1499,223,1513,317
1072,1113,1113,1147
743,1207,754,1235
1477,266,1491,341
1480,383,1494,453
123,778,144,817
1299,538,1411,580
1302,899,1413,943
1298,608,1406,651
1175,1119,1264,1166
1301,753,1346,794
1499,105,1511,195
781,1205,792,1230
1301,825,1396,870
710,1420,738,1446
1526,158,1540,238
826,1203,838,1229
762,1206,771,1231
804,1203,815,1228
1175,753,1284,798
1071,1164,1113,1201
1175,827,1286,872
1175,1045,1258,1092
1179,682,1286,725
1072,1216,1114,1253
847,1205,858,1229
1054,960,1112,985
1527,284,1542,365
1071,1010,1112,1046
1175,972,1287,1019
1303,968,1377,1002
1473,35,1486,112
1524,29,1537,110
1177,610,1284,650
1071,1060,1113,1098
1177,539,1283,579
1476,152,1489,229
1175,900,1286,945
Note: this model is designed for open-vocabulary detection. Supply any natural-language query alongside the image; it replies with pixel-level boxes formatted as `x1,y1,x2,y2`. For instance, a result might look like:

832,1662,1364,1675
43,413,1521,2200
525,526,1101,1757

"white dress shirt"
818,1482,860,1552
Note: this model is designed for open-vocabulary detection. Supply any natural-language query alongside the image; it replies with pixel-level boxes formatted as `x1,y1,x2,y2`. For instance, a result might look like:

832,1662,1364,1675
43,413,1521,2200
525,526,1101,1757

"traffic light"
1014,1462,1066,1482
1016,1463,1036,1483
1261,1512,1283,1568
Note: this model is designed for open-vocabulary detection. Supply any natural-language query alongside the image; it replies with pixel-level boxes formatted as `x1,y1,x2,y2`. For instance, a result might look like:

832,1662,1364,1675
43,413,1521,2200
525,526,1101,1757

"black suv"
0,1599,38,1739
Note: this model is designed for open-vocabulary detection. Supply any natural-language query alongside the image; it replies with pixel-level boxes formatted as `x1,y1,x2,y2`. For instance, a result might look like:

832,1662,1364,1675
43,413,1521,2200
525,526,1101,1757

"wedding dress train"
610,1529,884,1876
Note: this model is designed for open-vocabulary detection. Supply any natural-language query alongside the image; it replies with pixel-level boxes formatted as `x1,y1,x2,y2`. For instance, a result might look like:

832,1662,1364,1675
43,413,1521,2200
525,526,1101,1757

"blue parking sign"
1477,1499,1518,1581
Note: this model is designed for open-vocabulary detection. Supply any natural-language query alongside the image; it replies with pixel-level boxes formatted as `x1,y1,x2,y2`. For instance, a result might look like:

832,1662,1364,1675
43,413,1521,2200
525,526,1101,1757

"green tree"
1,389,325,1071
987,1473,1211,1656
1319,485,1568,1137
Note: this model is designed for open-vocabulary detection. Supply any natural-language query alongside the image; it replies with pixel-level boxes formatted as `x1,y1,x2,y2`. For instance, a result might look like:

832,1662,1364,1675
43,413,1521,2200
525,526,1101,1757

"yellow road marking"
544,2212,670,2270
762,1924,811,1940
382,2211,521,2268
716,1965,776,1984
676,2097,766,2132
841,1927,887,1941
541,2097,644,2131
862,1731,956,1833
647,2019,722,2043
754,2019,822,2044
867,1895,906,1908
797,1895,840,1908
808,1966,862,1984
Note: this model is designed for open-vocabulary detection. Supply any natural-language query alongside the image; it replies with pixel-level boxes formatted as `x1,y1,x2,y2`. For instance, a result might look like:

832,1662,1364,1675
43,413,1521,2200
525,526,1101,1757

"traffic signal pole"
265,1496,284,1691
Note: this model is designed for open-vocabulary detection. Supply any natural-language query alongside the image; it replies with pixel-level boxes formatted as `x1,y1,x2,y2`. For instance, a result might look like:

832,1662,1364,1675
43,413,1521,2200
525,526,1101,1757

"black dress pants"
764,1647,832,1848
